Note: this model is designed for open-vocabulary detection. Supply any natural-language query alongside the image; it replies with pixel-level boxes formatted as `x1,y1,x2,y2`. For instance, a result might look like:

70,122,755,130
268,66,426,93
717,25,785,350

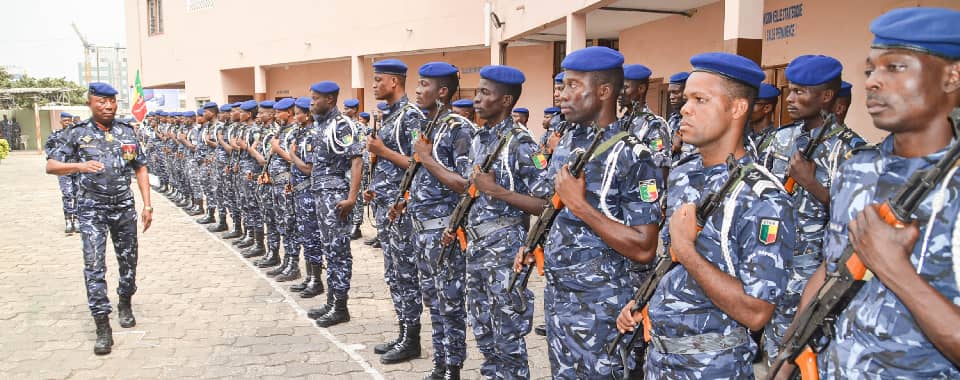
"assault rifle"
386,100,444,228
783,112,836,194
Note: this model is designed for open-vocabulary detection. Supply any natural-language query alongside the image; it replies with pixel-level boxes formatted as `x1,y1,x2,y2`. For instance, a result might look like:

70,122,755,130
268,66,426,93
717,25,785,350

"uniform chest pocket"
78,144,104,161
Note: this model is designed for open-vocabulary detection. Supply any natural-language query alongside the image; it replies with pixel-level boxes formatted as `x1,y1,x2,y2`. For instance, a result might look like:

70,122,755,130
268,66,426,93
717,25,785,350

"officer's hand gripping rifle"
506,123,603,295
783,112,836,194
606,156,743,364
386,100,444,228
436,126,514,266
367,113,381,188
766,110,960,380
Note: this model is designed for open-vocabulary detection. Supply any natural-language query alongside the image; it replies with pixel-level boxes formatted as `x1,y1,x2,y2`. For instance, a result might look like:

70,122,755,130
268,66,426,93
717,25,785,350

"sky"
1,0,126,83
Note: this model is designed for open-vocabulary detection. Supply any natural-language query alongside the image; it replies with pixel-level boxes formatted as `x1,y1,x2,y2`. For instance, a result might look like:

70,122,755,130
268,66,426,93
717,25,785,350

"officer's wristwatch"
143,206,154,212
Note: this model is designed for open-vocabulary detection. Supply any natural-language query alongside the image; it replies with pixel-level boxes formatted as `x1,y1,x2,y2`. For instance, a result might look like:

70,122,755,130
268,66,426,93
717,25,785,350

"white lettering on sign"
187,0,214,12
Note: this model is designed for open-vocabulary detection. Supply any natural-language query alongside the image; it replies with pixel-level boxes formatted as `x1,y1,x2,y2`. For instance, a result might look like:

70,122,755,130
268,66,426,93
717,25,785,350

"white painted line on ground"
162,195,384,380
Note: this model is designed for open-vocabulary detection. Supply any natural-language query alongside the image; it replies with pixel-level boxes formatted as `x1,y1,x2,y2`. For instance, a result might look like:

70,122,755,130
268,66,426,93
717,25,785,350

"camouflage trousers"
226,169,242,222
416,227,467,367
374,198,422,325
293,188,323,264
201,161,219,210
187,159,203,200
150,151,167,186
315,189,353,296
466,224,532,379
58,174,78,218
258,183,280,252
272,182,299,258
77,193,138,316
764,253,820,365
544,256,631,379
241,173,262,230
348,168,365,226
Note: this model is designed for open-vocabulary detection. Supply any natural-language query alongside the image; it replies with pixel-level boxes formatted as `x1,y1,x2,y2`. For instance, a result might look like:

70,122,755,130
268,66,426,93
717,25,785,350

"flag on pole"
131,70,147,122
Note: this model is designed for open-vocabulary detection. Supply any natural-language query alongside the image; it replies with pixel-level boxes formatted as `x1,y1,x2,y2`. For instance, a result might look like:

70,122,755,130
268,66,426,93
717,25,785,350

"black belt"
78,189,133,204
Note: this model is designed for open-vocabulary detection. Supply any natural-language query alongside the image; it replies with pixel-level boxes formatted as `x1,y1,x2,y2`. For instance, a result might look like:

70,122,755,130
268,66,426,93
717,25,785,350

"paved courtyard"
0,151,552,379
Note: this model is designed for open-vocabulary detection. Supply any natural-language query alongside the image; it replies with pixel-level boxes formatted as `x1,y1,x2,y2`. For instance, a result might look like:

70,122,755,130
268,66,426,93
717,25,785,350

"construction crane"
71,22,93,84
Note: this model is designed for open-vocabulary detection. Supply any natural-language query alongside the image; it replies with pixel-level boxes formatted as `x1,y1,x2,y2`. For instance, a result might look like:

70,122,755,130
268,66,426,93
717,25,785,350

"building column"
351,55,366,111
566,12,586,53
723,0,763,64
254,65,267,101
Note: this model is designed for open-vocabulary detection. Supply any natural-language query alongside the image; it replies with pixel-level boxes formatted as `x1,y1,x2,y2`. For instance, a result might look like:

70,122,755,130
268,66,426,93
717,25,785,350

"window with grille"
147,0,164,36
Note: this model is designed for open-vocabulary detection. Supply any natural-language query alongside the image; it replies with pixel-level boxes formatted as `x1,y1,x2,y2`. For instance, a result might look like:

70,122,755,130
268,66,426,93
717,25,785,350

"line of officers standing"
135,7,960,378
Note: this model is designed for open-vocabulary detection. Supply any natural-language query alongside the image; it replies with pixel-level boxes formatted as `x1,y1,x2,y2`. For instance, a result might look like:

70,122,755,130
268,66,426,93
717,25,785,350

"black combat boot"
186,200,204,215
350,224,362,240
208,213,228,232
117,295,136,328
237,228,256,248
307,292,334,319
290,261,313,292
314,294,350,327
242,230,265,257
267,255,291,277
255,246,280,268
196,208,215,224
93,315,113,355
176,193,190,207
380,323,421,364
299,263,325,298
64,217,73,234
374,322,404,354
534,324,547,336
423,363,446,380
274,259,301,282
222,217,243,239
442,364,461,380
71,216,79,234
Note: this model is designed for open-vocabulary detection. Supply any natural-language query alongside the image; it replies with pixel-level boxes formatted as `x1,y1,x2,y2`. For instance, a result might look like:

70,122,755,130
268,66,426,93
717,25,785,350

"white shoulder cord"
918,165,960,274
393,108,408,157
500,132,516,192
433,120,451,171
721,181,747,278
599,140,626,223
952,192,960,290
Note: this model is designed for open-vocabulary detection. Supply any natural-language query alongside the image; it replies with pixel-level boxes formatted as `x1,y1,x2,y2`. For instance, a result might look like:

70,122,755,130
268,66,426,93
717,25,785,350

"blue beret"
343,98,359,108
669,72,690,84
88,82,118,97
513,108,529,114
373,59,408,75
562,46,624,72
690,52,765,89
758,83,780,101
544,107,560,115
377,102,389,111
60,112,74,119
196,108,204,115
294,97,312,110
310,81,340,94
785,55,843,86
274,98,295,111
259,100,275,109
554,72,565,84
479,65,525,85
838,81,852,98
871,7,960,59
219,104,231,112
623,64,653,81
240,100,259,111
184,110,197,118
203,101,218,110
359,112,370,119
231,102,242,107
451,99,473,108
418,62,459,78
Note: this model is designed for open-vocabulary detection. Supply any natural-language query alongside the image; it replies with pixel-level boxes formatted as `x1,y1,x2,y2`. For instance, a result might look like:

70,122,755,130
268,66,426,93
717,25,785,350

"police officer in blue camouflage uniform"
363,59,426,362
746,83,779,154
47,112,79,234
756,54,865,363
46,82,154,355
387,62,474,371
454,64,545,380
451,99,475,123
181,110,204,216
621,64,671,172
196,102,222,225
538,73,569,157
259,98,297,271
834,80,852,125
667,72,698,162
772,7,960,379
301,81,363,327
222,105,247,241
275,97,316,284
518,47,662,379
616,52,795,379
243,100,276,261
341,98,366,240
207,104,234,233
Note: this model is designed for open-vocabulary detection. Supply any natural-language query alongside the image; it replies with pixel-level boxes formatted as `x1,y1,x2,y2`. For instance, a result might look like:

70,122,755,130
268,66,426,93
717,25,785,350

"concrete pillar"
254,65,267,101
566,12,586,54
723,0,763,64
351,55,366,111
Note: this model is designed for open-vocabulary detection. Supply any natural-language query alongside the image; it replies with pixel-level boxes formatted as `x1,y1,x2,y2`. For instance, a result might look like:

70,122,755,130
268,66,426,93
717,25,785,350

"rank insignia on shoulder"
82,136,93,143
758,218,780,245
638,179,659,202
531,153,547,169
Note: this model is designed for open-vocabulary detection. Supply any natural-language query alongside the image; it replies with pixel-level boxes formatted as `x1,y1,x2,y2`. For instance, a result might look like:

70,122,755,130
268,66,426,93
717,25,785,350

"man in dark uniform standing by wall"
45,82,153,355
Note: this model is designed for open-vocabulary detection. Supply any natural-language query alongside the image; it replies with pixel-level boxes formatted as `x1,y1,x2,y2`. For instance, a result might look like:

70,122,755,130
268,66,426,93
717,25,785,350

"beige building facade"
125,0,959,141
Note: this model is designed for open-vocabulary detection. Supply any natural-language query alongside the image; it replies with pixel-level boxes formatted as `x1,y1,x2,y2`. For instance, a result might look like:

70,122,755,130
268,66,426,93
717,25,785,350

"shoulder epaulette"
844,143,877,160
741,163,787,198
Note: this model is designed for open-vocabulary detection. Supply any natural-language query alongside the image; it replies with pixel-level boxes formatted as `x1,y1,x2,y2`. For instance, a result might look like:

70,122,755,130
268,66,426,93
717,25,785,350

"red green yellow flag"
131,70,147,122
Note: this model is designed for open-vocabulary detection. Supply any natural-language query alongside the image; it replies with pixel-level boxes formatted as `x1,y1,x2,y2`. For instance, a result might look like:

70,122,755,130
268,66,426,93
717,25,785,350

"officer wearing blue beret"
511,107,529,129
617,52,795,379
47,111,80,233
621,63,672,174
196,102,223,226
46,82,153,355
451,99,475,122
521,46,662,379
835,80,852,124
260,98,301,277
667,71,695,161
774,7,960,379
539,72,573,163
746,83,780,153
342,98,360,122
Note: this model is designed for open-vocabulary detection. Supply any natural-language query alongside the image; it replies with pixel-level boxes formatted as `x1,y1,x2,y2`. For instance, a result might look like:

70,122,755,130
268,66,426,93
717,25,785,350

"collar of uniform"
878,134,955,172
388,96,410,114
314,108,341,124
490,116,514,137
